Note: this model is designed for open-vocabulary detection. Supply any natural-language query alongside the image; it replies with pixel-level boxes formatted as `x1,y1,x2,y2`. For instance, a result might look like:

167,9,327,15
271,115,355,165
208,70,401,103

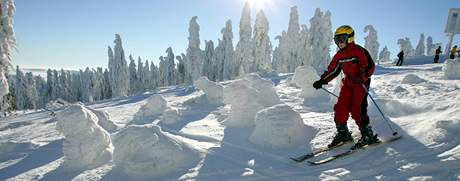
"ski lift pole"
320,87,338,98
361,85,399,136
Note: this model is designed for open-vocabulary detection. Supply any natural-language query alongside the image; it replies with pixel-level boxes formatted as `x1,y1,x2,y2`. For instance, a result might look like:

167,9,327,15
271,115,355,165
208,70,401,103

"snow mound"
443,58,460,79
249,104,316,149
56,104,112,170
223,79,264,127
112,125,201,178
193,76,223,104
45,98,70,110
244,73,281,107
131,95,167,125
88,108,118,132
160,108,181,125
401,74,427,84
291,65,330,101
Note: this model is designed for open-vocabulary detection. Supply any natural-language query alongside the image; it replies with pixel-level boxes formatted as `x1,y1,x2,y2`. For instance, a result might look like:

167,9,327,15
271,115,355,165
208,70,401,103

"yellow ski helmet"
334,25,355,44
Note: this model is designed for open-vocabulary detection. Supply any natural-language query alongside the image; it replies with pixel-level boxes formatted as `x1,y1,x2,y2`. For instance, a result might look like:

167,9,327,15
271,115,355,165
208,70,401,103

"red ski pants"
334,79,370,128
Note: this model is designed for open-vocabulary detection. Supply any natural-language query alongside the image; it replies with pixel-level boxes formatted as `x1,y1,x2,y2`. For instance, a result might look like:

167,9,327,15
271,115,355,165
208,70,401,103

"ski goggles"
334,34,349,45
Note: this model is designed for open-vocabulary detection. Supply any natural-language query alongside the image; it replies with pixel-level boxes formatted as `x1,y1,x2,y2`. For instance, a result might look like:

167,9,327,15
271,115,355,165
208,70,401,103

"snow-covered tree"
235,2,255,76
203,40,214,80
14,66,26,109
426,36,435,56
309,8,333,73
176,54,186,84
186,16,204,84
102,68,111,99
25,72,37,109
273,6,302,73
128,55,138,94
136,57,144,90
364,25,380,60
108,34,129,97
397,37,414,57
415,33,425,56
165,47,176,86
92,67,104,101
214,20,235,81
150,61,159,88
0,0,16,104
34,75,47,108
80,67,93,102
378,46,391,64
299,24,312,67
253,10,272,73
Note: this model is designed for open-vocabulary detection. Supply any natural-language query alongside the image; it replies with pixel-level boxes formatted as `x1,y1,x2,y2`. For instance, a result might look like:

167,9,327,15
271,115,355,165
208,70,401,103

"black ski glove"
313,80,324,90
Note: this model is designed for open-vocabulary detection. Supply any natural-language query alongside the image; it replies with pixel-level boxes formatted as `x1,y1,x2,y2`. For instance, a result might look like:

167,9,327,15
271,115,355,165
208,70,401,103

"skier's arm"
320,55,341,83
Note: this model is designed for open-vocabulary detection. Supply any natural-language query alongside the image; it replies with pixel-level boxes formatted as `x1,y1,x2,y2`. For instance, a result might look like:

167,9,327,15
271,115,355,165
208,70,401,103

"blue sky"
13,0,459,70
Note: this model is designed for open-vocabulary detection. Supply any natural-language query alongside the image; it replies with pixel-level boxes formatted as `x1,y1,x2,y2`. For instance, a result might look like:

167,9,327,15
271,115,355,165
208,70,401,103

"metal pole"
361,85,399,136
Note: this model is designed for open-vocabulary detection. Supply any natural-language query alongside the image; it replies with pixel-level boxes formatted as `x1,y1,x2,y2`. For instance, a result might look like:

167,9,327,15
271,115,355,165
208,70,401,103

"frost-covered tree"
165,47,176,86
25,72,37,109
142,60,150,89
309,8,333,73
214,20,235,81
426,36,435,56
80,67,93,102
364,25,380,60
378,46,391,64
128,55,138,94
186,16,204,84
203,40,214,80
14,66,26,109
397,37,414,57
150,61,159,88
299,24,312,67
415,33,425,56
176,54,186,84
273,6,301,73
92,67,104,101
34,75,47,108
137,57,144,90
0,0,16,104
108,34,129,97
253,10,272,73
235,2,255,76
102,68,111,99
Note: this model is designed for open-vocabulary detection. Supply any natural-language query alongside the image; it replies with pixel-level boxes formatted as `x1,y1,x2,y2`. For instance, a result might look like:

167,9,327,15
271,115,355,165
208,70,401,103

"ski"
290,141,351,162
308,135,402,165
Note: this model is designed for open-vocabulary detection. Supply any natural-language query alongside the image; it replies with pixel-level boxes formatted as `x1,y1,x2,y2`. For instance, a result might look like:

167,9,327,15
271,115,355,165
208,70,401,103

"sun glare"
246,0,275,11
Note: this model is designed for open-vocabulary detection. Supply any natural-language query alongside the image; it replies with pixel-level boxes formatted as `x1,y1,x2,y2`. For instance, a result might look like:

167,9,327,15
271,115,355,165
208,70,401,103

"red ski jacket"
320,43,375,84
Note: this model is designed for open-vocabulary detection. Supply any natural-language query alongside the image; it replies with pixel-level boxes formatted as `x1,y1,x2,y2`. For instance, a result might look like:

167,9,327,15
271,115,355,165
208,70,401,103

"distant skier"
312,25,380,150
450,45,457,59
433,46,442,63
396,50,404,66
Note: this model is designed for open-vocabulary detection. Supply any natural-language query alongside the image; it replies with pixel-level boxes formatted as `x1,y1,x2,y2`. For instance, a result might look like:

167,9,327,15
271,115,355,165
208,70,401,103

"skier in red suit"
313,25,380,150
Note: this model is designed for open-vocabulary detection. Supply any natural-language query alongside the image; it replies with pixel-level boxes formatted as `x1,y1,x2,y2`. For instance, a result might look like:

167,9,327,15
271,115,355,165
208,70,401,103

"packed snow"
1,57,460,180
443,58,460,79
55,105,112,170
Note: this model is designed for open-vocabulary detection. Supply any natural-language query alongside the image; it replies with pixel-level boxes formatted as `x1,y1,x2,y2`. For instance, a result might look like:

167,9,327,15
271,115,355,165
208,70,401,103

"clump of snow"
443,59,460,79
291,65,330,102
401,74,427,84
88,108,118,132
45,98,70,111
244,73,281,107
223,79,264,127
393,86,409,94
56,104,112,170
160,108,181,125
131,95,167,124
112,125,201,178
193,76,223,104
249,104,316,149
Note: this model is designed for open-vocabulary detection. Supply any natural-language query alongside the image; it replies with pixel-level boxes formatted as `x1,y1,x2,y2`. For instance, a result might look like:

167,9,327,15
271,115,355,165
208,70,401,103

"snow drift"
401,74,427,84
193,76,224,104
131,95,167,125
160,108,181,125
223,74,281,127
443,58,460,79
112,124,201,178
88,108,118,132
250,104,316,149
56,104,112,170
291,65,330,102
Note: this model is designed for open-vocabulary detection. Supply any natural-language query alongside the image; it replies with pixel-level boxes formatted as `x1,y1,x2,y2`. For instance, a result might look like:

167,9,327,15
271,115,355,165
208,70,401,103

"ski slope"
0,56,459,180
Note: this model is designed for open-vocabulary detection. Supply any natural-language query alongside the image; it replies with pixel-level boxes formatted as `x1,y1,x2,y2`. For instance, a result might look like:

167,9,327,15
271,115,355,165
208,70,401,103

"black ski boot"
328,125,353,148
351,125,380,150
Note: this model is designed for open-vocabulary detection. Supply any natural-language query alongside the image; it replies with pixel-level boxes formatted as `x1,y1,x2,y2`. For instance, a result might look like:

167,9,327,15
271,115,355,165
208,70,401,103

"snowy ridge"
0,57,459,180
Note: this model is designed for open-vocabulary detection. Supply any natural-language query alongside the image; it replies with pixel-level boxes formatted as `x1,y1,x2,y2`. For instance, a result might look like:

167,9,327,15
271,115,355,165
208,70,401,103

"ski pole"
320,87,338,98
361,85,399,136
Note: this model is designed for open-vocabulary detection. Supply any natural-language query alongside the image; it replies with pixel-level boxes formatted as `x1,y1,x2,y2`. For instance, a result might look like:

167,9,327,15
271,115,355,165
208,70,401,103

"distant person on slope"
450,45,457,59
312,25,380,150
433,46,442,63
396,50,404,66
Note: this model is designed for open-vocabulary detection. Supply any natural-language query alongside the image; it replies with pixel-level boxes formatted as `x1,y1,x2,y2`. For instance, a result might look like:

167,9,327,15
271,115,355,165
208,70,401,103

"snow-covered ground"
1,56,459,180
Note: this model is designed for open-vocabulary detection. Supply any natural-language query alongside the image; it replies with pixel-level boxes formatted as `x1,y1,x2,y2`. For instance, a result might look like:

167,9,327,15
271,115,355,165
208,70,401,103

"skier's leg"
328,83,353,148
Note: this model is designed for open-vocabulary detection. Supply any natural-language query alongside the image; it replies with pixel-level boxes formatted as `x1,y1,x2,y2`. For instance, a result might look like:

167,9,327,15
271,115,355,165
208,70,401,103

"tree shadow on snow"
0,139,63,180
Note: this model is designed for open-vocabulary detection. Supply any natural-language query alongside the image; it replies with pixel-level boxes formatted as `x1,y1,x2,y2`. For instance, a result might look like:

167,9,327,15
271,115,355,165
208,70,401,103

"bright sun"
246,0,274,11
